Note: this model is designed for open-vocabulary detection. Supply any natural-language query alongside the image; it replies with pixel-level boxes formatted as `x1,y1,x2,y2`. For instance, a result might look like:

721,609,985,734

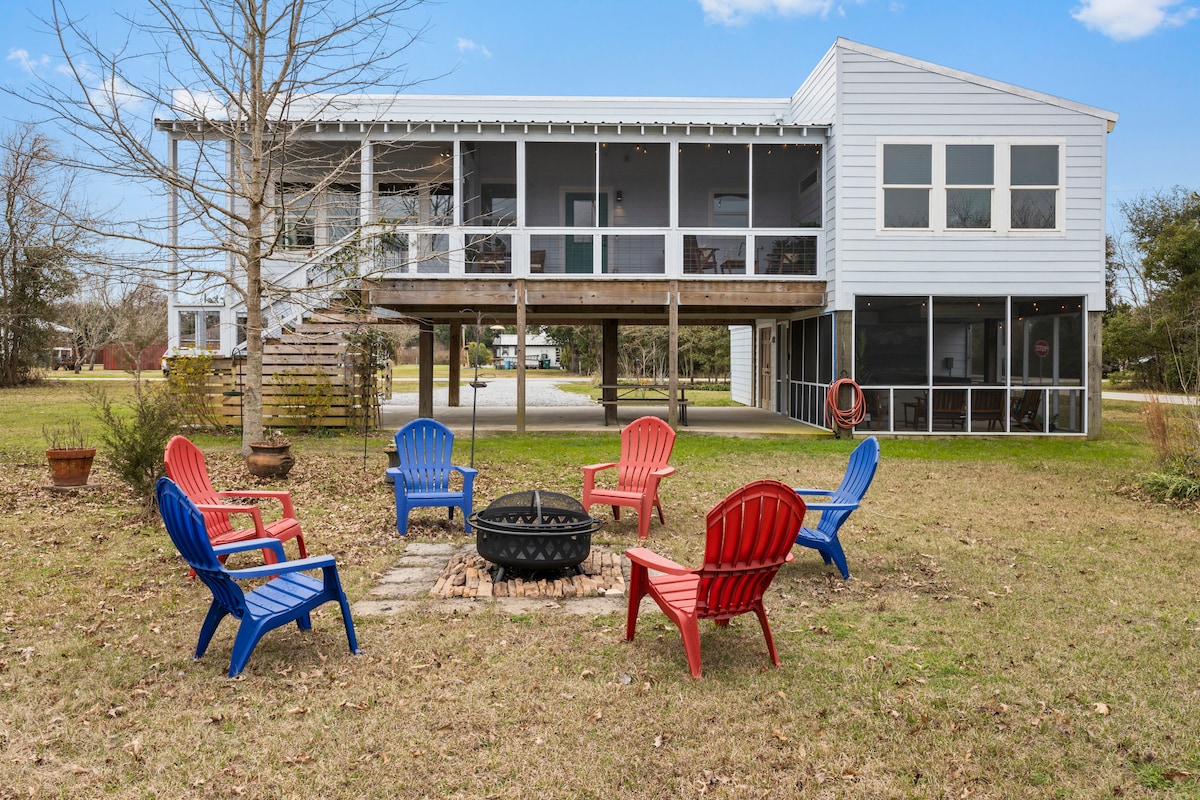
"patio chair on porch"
683,235,719,274
931,389,967,430
972,389,1006,432
1011,389,1043,431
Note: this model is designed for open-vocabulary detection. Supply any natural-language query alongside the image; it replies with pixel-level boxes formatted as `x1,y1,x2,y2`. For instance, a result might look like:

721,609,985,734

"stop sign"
1034,339,1049,358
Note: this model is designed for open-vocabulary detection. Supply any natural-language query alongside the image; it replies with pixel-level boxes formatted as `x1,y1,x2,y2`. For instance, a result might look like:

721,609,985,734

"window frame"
877,138,1064,235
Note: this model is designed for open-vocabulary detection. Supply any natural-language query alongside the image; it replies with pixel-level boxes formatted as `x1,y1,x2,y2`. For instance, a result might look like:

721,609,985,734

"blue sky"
2,0,1197,236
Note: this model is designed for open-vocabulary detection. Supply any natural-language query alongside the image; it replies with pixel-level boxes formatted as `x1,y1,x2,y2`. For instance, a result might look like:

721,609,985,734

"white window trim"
877,138,1065,236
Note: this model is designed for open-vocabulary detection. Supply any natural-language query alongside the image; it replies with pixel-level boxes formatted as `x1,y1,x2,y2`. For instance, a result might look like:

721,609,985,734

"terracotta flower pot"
46,447,97,487
246,442,295,479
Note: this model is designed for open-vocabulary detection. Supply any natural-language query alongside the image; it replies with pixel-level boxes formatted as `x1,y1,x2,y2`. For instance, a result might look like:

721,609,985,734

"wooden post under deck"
448,322,462,408
602,319,618,426
418,319,434,418
668,281,679,428
516,280,527,434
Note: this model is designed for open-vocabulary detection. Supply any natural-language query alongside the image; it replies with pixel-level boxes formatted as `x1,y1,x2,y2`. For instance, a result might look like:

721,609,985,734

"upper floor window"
946,144,993,229
882,144,931,228
279,183,315,248
1010,145,1058,229
880,140,1061,233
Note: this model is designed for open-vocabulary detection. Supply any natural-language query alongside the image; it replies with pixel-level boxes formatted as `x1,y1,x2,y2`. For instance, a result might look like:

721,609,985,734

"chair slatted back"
818,437,880,533
394,419,458,493
617,416,676,492
164,435,234,538
696,480,807,620
156,478,248,619
1013,389,1043,428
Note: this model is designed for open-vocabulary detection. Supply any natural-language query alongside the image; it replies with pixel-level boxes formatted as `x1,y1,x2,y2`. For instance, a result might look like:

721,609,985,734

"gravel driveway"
385,376,596,407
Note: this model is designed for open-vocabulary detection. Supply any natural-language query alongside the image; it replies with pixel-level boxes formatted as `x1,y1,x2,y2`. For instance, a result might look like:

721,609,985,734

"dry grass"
1,391,1199,798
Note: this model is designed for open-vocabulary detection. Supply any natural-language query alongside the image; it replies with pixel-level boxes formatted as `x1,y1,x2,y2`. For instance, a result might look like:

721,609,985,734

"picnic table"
598,384,689,426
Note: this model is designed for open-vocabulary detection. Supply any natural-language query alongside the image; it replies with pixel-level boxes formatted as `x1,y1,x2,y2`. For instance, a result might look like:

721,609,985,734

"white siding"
729,324,753,406
790,46,837,124
827,45,1111,312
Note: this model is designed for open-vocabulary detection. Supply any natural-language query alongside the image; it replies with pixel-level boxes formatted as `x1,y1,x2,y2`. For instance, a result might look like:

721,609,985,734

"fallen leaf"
1093,702,1110,715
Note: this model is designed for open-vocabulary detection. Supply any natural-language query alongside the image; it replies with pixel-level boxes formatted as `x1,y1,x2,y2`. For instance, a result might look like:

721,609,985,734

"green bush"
89,381,180,512
166,354,223,429
273,368,334,432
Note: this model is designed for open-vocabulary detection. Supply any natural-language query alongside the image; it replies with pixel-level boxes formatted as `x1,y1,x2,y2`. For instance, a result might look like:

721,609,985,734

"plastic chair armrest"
625,547,692,575
451,465,478,479
212,537,286,561
217,490,297,519
227,553,336,581
792,487,834,497
195,502,269,536
582,462,618,475
651,466,676,478
803,500,860,513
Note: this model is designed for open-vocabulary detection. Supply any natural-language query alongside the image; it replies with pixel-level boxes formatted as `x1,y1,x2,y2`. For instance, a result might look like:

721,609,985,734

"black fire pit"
470,490,604,583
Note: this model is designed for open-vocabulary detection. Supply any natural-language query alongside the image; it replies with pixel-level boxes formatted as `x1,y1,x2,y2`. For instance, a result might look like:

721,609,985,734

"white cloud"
699,0,834,25
456,37,493,58
1072,0,1198,40
7,48,52,76
171,89,226,119
88,74,145,114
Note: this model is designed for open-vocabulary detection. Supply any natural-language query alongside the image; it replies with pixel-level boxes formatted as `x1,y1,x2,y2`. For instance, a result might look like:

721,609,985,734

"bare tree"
0,125,90,386
25,0,427,448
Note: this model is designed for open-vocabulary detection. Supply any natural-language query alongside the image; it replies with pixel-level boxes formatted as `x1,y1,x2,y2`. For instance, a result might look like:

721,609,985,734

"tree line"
1105,186,1200,393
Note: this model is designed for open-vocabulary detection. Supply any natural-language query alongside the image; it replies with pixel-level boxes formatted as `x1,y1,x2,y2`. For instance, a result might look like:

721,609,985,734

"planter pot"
46,447,97,487
246,442,295,479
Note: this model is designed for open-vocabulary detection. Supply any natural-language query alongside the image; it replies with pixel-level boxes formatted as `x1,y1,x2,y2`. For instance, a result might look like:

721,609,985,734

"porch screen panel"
526,143,596,227
753,144,822,227
461,141,517,225
854,296,928,385
1009,297,1084,388
678,144,749,228
600,143,668,227
932,297,1005,385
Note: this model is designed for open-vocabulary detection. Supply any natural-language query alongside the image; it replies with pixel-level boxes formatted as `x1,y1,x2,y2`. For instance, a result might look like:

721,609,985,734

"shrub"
166,353,223,429
89,381,180,512
272,368,334,432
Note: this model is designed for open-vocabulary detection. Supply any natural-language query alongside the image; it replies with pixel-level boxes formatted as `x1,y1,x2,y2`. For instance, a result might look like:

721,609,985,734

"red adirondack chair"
626,479,807,678
164,435,307,564
582,415,676,539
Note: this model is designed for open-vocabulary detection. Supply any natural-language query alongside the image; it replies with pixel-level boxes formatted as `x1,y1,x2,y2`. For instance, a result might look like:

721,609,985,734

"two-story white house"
160,38,1116,435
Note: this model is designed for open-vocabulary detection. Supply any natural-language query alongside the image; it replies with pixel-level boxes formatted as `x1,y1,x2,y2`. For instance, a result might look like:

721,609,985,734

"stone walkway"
353,542,627,617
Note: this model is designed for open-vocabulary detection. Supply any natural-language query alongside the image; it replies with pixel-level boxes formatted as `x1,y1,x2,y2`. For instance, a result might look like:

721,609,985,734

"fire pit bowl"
470,490,604,583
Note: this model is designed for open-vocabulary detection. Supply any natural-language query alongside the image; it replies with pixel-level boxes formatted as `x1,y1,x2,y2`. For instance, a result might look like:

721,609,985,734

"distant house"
158,38,1116,434
492,333,561,370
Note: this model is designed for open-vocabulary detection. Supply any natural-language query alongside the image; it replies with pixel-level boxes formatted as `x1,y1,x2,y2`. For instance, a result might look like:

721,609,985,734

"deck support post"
517,280,527,433
448,322,462,408
668,282,680,428
602,319,618,426
418,319,434,418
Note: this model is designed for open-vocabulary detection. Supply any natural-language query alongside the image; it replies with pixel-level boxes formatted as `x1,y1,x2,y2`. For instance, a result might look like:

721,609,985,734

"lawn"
1,381,1198,798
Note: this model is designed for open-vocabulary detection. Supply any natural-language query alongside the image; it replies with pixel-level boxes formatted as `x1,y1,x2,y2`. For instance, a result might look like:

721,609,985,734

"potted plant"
44,420,97,487
246,430,295,479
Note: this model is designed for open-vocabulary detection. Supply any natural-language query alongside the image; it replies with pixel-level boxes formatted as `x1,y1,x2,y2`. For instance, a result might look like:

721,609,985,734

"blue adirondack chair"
792,436,880,579
156,478,361,678
386,418,478,535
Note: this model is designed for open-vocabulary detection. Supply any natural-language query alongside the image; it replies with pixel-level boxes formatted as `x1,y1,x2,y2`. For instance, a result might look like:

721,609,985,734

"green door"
565,192,607,273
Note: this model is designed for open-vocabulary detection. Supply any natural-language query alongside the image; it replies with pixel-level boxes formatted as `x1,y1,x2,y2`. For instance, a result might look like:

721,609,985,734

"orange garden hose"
826,377,866,429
